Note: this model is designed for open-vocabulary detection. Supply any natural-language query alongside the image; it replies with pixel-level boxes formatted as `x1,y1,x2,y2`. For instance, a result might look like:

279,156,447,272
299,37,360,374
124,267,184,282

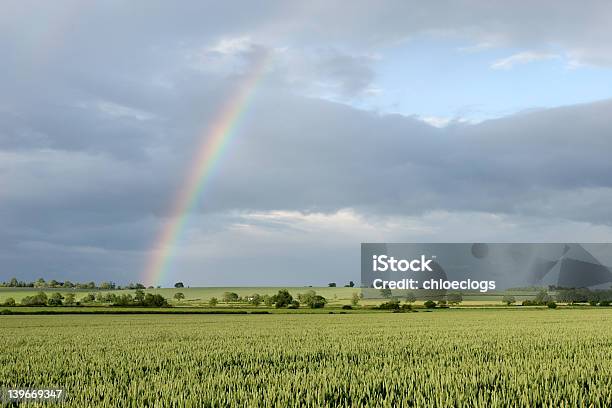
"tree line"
2,290,169,307
208,290,329,309
0,277,159,290
502,288,612,307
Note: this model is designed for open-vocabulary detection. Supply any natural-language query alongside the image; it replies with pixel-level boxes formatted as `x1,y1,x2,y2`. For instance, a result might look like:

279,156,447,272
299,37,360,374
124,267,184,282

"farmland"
1,309,611,407
0,286,543,308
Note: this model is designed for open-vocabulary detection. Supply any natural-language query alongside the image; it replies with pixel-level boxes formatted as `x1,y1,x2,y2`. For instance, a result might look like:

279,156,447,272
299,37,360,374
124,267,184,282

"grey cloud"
2,1,612,284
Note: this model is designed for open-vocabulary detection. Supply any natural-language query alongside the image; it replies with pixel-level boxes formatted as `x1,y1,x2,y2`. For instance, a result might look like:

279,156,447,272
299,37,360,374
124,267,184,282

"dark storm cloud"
2,0,612,283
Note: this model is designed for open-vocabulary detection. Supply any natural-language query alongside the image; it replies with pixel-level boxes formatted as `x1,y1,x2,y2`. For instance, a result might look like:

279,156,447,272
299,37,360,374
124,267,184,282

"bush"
287,300,300,309
342,305,353,310
599,300,610,306
547,301,557,309
400,304,412,311
522,300,535,306
379,300,400,310
0,309,12,315
424,300,437,309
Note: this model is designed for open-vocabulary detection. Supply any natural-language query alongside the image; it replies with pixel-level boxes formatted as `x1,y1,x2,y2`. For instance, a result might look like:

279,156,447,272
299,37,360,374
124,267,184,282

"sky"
2,1,612,287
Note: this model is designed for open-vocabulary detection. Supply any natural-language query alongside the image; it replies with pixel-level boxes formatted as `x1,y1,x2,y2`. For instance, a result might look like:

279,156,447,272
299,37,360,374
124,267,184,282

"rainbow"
142,53,270,287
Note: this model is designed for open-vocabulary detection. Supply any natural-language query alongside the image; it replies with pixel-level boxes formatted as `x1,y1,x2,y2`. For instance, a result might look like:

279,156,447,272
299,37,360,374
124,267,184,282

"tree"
63,280,74,288
174,282,184,288
141,293,168,307
47,292,64,306
209,297,218,307
9,277,18,287
424,300,437,309
64,293,76,305
404,292,417,304
272,290,293,308
34,278,46,288
3,297,15,306
298,290,327,308
263,295,274,307
348,281,355,287
447,293,463,305
99,281,115,290
21,291,48,306
534,290,552,305
174,292,185,302
222,292,239,303
502,295,516,306
351,292,360,306
328,282,336,287
134,289,145,303
248,294,262,306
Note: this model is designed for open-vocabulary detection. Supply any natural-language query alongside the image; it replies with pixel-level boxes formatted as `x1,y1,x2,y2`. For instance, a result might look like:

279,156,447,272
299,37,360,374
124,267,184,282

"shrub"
287,300,300,309
342,305,353,310
0,309,12,315
547,301,557,309
599,300,610,306
3,297,16,307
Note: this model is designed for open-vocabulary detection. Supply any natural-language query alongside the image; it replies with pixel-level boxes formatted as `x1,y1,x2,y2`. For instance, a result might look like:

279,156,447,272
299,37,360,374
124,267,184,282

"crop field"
1,309,611,407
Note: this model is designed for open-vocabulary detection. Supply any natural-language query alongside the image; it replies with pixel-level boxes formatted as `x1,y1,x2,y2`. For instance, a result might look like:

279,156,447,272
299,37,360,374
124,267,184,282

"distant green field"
0,286,358,304
1,309,610,407
0,286,539,306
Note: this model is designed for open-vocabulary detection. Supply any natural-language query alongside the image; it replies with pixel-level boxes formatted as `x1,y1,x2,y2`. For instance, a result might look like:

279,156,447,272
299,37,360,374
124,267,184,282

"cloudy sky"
2,1,612,286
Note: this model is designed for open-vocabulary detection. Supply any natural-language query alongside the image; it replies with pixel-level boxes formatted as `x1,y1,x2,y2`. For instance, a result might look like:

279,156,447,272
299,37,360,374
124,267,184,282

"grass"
1,309,611,407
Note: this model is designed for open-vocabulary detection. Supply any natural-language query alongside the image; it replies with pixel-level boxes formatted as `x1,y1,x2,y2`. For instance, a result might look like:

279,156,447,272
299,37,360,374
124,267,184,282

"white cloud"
95,101,156,121
491,51,559,70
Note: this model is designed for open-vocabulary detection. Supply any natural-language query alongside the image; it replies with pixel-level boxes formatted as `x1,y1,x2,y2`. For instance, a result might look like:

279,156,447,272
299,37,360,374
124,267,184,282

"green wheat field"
1,309,611,407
